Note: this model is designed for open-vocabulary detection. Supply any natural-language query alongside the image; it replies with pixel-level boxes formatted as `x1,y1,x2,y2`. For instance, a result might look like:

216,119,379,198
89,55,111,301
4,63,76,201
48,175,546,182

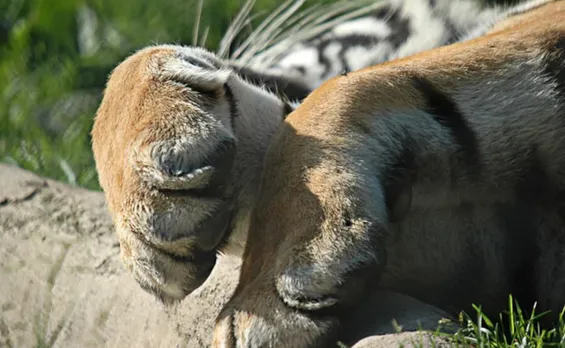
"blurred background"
0,0,517,190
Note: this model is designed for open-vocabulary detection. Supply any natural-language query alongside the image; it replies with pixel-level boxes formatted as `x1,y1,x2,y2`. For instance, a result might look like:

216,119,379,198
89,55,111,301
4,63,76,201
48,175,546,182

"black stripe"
373,5,392,20
229,313,237,347
312,35,385,81
232,65,311,102
515,147,553,203
384,10,411,50
371,7,411,62
223,83,238,136
282,102,294,120
382,144,415,222
371,6,410,49
315,40,334,81
443,19,461,45
413,77,481,178
335,34,380,73
495,202,538,313
544,37,565,101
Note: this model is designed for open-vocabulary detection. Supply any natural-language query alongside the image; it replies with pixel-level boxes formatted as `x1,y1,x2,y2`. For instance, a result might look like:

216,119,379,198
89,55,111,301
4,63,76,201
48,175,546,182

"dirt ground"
0,164,451,348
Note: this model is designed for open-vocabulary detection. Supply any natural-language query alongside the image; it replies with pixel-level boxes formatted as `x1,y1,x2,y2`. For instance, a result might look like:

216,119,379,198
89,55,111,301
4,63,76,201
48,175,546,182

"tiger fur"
90,0,564,346
211,1,565,347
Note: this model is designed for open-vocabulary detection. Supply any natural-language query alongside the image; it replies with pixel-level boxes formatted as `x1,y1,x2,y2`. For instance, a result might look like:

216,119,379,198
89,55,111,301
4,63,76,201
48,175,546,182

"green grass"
0,0,516,190
0,0,338,190
335,295,565,347
437,296,565,347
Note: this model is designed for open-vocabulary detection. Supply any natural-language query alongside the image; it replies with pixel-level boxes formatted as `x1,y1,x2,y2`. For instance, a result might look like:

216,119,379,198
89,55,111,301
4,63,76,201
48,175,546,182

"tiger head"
91,45,298,303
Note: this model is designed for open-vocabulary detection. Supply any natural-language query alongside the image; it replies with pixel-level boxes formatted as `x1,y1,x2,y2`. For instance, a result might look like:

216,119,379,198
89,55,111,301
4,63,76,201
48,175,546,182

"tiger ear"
384,171,412,223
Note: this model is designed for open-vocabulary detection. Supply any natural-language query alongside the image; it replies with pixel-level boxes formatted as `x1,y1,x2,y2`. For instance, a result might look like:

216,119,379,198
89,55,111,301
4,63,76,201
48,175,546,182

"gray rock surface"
0,164,452,347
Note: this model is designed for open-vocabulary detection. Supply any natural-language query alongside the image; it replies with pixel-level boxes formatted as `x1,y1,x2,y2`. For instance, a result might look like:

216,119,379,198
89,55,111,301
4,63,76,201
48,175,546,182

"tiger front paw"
92,45,240,303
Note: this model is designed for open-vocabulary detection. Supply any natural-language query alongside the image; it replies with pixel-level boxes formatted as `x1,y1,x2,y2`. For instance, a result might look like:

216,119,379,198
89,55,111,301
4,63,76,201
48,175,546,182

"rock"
0,164,452,348
352,332,449,348
342,290,455,347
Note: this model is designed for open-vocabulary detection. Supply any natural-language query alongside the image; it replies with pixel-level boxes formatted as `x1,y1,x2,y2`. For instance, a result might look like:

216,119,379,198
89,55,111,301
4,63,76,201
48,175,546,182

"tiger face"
91,45,291,303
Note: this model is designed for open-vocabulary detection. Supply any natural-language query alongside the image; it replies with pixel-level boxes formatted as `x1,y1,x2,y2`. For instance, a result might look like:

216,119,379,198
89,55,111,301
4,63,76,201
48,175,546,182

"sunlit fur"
92,0,537,307
92,0,564,346
212,1,565,347
92,45,292,303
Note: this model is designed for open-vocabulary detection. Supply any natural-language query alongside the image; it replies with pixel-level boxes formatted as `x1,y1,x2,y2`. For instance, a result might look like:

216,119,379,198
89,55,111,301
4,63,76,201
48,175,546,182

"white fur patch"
159,58,231,92
333,17,392,38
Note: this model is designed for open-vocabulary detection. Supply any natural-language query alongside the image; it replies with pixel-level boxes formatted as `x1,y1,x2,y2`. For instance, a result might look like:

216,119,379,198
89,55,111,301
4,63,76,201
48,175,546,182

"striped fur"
90,0,565,346
212,1,565,347
242,0,525,93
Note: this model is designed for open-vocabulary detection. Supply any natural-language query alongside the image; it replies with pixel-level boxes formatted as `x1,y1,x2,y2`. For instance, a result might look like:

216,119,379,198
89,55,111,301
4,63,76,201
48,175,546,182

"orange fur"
214,2,565,347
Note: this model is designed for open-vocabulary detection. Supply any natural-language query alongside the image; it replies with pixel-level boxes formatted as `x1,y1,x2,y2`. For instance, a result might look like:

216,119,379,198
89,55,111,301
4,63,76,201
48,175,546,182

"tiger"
90,0,564,346
209,0,565,347
92,0,516,305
